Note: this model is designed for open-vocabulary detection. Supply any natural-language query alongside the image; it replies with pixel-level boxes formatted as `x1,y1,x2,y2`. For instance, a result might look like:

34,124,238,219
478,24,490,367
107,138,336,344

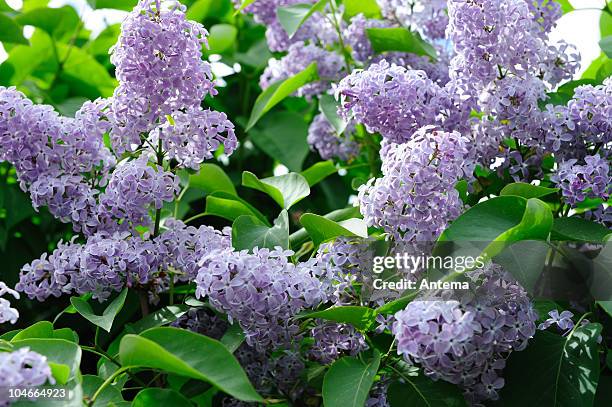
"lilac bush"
0,0,610,405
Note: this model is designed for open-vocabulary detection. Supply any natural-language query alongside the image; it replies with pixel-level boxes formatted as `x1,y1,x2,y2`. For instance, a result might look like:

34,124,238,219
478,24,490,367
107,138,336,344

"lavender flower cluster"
393,264,537,403
0,348,55,404
358,126,472,241
109,0,216,154
17,219,231,303
195,247,329,350
2,1,240,304
0,282,19,325
306,114,359,161
308,320,369,364
337,61,469,144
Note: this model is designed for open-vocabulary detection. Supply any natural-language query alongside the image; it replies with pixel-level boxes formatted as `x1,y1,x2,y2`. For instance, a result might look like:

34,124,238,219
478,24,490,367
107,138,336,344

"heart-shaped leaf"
242,171,310,209
232,210,290,250
70,288,128,332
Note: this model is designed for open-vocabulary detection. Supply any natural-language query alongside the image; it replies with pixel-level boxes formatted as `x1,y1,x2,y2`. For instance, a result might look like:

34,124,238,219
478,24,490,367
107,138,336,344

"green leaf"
551,217,611,242
205,191,270,225
48,363,71,385
88,0,137,11
322,351,381,407
246,62,319,130
220,323,245,353
16,6,80,41
132,388,190,407
11,321,53,341
126,305,189,334
300,213,367,246
493,240,551,294
58,44,117,97
249,111,310,172
596,59,612,82
601,6,612,38
232,210,290,250
367,27,437,59
0,14,28,45
207,24,238,54
277,0,328,38
500,182,558,199
70,288,128,332
319,94,347,135
0,31,52,86
242,171,310,209
298,306,377,331
190,163,237,196
387,375,467,407
82,375,124,407
301,160,337,186
500,323,602,406
343,0,382,19
597,301,612,318
11,338,81,381
0,0,13,12
119,327,262,402
436,196,553,262
600,36,612,58
582,53,610,81
555,0,574,14
87,24,120,56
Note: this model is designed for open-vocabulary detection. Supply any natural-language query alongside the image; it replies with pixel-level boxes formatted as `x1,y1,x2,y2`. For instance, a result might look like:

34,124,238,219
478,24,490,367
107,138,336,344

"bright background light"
0,0,609,78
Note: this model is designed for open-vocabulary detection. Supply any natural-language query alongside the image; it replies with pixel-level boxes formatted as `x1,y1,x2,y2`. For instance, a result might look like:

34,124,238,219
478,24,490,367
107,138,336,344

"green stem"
88,366,130,406
153,138,164,238
328,0,352,72
184,212,208,225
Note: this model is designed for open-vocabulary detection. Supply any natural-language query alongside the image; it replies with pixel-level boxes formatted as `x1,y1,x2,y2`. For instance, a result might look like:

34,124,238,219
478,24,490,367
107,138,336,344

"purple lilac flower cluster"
0,281,19,324
337,61,466,144
307,114,359,161
376,0,449,40
0,348,54,404
233,0,337,52
358,127,472,241
308,320,369,364
551,154,611,225
260,42,345,99
195,247,329,350
392,264,537,403
109,0,215,154
150,108,237,170
17,219,231,303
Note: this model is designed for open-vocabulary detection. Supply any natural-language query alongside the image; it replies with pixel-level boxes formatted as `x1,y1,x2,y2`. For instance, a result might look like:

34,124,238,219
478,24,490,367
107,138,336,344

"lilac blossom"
344,14,391,63
195,247,329,350
98,155,180,231
552,154,610,206
307,114,359,161
392,264,537,403
337,61,463,143
538,309,574,331
566,79,612,145
0,348,54,401
308,320,369,364
151,108,237,170
156,218,232,281
0,282,19,324
171,308,229,339
260,42,345,99
109,0,215,153
358,127,471,241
